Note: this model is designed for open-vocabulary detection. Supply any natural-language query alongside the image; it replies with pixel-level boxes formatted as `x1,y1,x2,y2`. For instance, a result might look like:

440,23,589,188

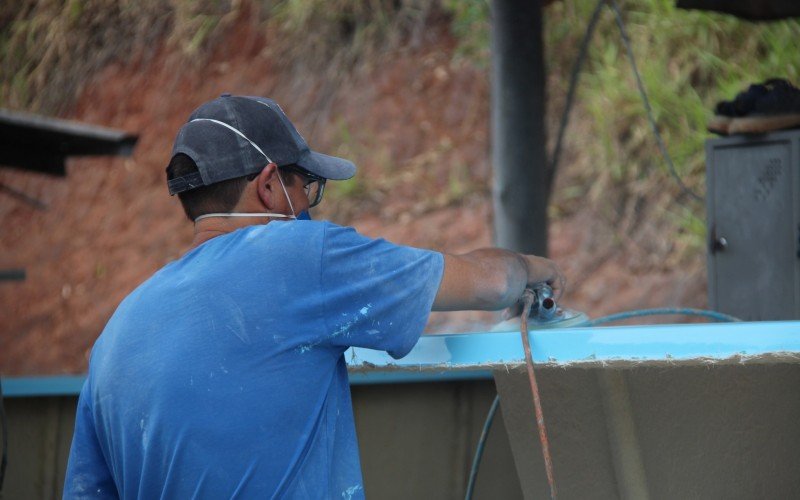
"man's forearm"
432,248,533,312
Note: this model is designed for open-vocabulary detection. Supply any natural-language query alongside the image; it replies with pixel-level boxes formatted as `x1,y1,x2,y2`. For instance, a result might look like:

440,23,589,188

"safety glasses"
280,165,327,208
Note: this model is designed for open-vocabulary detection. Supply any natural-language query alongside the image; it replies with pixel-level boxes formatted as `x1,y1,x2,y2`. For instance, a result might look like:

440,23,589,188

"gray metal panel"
706,129,800,320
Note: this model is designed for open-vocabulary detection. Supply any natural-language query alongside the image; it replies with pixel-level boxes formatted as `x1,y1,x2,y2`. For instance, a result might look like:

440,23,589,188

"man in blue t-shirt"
64,95,564,499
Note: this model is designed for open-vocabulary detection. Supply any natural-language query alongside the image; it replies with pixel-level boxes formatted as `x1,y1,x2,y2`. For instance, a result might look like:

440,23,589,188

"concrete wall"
1,381,521,499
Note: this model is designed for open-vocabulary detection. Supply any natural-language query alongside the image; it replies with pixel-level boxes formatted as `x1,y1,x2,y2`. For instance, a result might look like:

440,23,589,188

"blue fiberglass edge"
2,371,494,397
3,375,87,397
5,321,800,396
346,320,800,369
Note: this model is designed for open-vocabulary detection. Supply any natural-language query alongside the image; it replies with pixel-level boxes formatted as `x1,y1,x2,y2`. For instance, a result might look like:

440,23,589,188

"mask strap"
193,172,299,223
194,213,295,222
188,118,300,222
276,169,297,218
189,118,273,163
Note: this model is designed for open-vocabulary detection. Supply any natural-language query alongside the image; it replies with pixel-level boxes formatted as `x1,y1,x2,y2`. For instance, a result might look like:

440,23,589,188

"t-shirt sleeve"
63,379,118,499
320,223,444,359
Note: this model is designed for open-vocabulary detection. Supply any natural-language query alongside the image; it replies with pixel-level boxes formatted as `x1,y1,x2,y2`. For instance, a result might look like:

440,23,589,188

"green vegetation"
444,0,800,259
272,0,429,70
0,0,428,111
0,0,238,113
2,0,798,260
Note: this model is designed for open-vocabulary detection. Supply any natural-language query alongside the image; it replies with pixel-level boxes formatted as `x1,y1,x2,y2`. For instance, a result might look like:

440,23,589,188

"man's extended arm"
432,249,563,312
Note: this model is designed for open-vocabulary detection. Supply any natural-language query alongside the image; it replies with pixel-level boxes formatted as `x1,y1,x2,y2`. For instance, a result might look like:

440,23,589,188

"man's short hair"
165,154,252,221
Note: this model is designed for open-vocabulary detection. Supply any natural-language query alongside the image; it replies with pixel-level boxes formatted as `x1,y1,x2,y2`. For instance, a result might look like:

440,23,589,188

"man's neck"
190,216,268,249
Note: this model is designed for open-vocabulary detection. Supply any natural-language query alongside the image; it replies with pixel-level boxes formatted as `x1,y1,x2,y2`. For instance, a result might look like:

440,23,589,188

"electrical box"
706,129,800,321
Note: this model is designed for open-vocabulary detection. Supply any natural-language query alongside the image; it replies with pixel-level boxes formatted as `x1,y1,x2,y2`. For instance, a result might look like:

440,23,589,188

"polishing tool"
490,283,587,332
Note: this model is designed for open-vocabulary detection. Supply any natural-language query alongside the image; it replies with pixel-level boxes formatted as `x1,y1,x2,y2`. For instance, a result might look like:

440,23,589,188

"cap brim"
296,150,356,180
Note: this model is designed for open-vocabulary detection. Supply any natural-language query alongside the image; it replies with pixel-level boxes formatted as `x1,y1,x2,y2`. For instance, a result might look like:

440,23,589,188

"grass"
269,0,432,75
3,0,798,262
0,0,232,114
443,0,800,261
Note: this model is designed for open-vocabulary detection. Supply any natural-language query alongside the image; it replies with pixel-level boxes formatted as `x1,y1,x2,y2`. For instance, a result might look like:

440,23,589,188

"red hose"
520,288,557,500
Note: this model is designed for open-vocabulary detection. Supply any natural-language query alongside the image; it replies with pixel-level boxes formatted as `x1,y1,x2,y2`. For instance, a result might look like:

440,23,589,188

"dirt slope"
0,11,705,375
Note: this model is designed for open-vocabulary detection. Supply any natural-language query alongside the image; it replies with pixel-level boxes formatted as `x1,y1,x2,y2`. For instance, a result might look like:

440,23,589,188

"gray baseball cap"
167,94,356,195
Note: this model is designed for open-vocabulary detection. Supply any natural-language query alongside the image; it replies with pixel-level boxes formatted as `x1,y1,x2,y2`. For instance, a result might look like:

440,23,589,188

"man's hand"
520,255,565,299
432,249,566,312
501,255,565,320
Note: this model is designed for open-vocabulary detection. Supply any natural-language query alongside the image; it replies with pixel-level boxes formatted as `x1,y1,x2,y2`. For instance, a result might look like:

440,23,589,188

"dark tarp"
0,109,137,176
677,0,800,21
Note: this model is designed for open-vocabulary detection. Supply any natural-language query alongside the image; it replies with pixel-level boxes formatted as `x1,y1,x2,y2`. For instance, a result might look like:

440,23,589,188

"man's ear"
256,163,279,209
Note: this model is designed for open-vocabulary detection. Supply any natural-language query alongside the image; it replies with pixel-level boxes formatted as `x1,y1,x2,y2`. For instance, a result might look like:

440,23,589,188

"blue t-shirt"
64,221,444,499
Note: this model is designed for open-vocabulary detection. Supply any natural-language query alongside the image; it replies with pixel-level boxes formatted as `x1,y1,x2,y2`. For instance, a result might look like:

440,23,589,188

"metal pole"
491,0,549,256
